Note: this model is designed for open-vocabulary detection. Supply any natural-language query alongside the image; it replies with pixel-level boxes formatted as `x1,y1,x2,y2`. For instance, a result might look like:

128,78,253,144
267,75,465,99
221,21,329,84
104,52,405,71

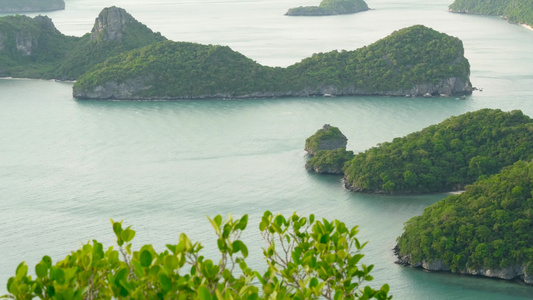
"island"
395,159,533,285
449,0,533,28
0,6,165,80
285,0,369,16
72,24,472,100
0,0,65,13
304,125,353,174
342,109,533,194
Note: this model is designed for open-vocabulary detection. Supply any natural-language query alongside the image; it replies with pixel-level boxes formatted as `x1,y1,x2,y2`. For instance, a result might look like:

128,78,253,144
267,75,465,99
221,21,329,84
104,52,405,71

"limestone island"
0,6,473,100
395,159,533,285
285,0,369,16
0,0,65,13
304,124,354,174
0,6,166,80
72,23,472,100
342,109,533,194
449,0,533,28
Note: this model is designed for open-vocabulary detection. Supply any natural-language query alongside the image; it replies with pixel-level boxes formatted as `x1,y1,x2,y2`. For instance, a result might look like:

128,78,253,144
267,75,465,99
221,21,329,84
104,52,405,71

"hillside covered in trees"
343,109,533,194
449,0,533,27
396,159,533,284
0,0,64,13
0,6,165,80
73,24,472,99
285,0,369,16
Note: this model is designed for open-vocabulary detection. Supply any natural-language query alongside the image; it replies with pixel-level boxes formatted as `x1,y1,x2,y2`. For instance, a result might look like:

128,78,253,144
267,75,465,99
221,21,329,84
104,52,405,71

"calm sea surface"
1,0,533,298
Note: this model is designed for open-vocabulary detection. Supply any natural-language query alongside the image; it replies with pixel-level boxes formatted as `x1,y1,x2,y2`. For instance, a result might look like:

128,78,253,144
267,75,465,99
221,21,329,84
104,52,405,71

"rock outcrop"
305,124,348,155
90,6,135,42
0,15,59,57
395,245,532,284
0,0,65,13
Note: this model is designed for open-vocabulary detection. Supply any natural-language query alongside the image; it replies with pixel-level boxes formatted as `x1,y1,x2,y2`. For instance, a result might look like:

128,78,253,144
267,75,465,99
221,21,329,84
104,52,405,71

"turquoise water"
1,0,533,298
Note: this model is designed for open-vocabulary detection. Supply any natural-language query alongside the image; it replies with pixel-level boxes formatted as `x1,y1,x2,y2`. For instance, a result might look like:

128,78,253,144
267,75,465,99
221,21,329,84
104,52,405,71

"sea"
1,0,533,298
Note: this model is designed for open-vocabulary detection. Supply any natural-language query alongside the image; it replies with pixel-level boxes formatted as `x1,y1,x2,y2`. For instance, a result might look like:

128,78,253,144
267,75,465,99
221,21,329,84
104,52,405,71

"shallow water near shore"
1,0,533,298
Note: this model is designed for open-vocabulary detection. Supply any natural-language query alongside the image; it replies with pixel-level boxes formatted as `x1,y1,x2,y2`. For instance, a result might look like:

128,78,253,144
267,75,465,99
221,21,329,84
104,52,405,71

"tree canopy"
73,24,472,99
343,109,533,194
396,159,533,279
449,0,533,27
3,212,391,300
285,0,369,16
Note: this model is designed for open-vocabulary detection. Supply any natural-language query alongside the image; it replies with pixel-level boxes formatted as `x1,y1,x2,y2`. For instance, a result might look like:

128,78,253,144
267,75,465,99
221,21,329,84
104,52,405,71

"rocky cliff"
395,246,533,284
90,6,135,42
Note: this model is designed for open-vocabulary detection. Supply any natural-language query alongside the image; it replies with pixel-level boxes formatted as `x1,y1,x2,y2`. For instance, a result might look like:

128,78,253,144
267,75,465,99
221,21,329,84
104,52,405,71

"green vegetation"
306,148,355,174
0,7,165,80
343,109,533,194
449,0,533,27
396,159,533,277
0,0,64,13
305,125,347,155
74,25,472,99
4,211,391,300
286,0,369,16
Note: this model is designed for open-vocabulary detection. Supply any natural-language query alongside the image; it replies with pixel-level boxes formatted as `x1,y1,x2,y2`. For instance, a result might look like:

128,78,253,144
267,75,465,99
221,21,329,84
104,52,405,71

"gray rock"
91,7,134,42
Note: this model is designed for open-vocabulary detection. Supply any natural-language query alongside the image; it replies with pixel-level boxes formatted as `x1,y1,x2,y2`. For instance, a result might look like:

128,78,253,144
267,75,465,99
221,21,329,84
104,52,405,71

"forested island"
0,0,64,13
449,0,533,28
72,23,472,99
0,6,472,99
285,0,369,16
0,6,165,80
395,159,533,284
343,109,533,194
304,125,354,174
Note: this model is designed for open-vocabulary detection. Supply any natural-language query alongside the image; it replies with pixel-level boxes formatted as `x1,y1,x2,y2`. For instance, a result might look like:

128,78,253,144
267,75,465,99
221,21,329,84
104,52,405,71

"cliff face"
90,6,135,42
395,249,533,284
0,15,60,57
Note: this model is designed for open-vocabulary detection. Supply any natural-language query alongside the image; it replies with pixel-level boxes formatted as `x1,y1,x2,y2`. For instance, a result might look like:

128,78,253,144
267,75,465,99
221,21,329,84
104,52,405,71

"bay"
1,0,533,298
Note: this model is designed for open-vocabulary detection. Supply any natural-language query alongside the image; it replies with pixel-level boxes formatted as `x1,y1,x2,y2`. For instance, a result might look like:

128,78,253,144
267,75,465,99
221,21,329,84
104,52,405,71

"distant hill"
0,0,65,13
285,0,369,16
0,6,165,80
396,159,533,284
343,109,533,194
449,0,533,27
73,25,472,99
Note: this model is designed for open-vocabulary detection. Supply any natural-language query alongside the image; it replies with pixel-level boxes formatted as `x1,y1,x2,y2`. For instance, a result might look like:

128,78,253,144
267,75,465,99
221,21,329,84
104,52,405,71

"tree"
3,211,392,300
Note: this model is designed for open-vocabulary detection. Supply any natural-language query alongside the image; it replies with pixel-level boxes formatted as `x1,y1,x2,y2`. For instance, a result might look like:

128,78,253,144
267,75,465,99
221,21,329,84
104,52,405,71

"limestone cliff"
90,6,135,42
395,246,533,284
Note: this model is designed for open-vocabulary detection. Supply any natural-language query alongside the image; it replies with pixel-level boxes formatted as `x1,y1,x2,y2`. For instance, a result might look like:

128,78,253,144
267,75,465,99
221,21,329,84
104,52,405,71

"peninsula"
342,109,533,194
396,159,533,285
0,0,65,13
449,0,533,28
73,24,472,100
285,0,369,16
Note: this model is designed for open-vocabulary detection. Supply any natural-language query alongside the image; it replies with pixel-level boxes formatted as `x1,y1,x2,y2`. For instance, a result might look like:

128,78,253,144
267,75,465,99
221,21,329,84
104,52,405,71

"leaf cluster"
396,160,533,274
3,212,391,300
343,109,533,194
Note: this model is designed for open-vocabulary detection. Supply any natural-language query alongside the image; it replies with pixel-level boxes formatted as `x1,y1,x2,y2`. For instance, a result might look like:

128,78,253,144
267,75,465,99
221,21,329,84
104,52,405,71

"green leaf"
35,262,48,278
112,220,123,236
198,286,212,300
15,263,27,280
309,277,319,288
165,255,179,270
232,241,248,258
235,214,248,231
140,250,153,268
158,272,172,292
121,228,136,243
